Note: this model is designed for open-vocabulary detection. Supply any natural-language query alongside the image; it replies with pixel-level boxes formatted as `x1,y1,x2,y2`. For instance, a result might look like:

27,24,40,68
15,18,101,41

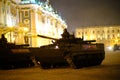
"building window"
107,35,110,39
78,32,80,35
117,29,120,33
113,34,115,38
118,40,120,43
93,31,95,34
24,35,29,44
97,31,100,33
41,16,45,23
24,11,29,17
112,30,114,33
82,32,84,35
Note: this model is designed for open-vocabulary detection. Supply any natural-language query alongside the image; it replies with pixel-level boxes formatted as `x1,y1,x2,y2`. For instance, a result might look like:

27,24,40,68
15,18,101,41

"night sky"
49,0,120,33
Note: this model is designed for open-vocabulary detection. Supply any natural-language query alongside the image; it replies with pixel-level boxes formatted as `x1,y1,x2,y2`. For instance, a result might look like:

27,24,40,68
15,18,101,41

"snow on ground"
0,51,120,80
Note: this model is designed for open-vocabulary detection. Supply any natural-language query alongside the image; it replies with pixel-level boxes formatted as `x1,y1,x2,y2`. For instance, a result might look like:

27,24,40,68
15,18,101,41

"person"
0,34,7,47
61,29,70,39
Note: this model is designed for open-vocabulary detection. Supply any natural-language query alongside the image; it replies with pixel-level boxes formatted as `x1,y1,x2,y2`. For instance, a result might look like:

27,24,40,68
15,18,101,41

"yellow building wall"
0,0,67,47
76,26,120,49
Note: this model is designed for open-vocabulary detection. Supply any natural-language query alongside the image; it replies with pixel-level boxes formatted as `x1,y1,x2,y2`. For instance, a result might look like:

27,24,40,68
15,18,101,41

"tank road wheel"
25,61,35,67
95,55,103,65
96,59,102,65
40,62,51,69
72,55,85,68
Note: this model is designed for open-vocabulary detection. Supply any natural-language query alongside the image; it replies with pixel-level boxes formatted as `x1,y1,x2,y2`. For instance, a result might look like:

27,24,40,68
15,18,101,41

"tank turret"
37,29,96,49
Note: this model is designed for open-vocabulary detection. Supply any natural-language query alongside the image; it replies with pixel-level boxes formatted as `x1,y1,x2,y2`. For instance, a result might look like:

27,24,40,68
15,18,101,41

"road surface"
0,51,120,80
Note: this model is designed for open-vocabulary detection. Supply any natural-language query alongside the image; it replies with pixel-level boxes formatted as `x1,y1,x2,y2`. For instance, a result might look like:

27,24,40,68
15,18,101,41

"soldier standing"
0,34,7,47
61,29,70,39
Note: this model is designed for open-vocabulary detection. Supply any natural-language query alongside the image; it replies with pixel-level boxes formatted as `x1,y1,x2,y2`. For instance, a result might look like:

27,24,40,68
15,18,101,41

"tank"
30,47,69,68
31,29,105,69
0,34,34,69
113,44,120,51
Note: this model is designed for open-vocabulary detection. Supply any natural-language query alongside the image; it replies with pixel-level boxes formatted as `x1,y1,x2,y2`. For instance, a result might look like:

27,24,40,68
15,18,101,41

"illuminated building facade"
76,25,120,50
0,0,67,47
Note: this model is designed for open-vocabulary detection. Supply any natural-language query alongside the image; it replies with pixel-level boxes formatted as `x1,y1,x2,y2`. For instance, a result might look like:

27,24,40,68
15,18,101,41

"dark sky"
49,0,120,33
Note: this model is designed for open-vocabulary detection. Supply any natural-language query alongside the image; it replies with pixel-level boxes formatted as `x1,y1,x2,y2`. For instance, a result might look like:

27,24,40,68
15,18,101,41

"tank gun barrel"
37,34,58,40
84,40,96,43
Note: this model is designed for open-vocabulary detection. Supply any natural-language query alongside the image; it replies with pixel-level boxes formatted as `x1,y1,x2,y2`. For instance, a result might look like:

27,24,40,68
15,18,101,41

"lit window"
117,29,120,33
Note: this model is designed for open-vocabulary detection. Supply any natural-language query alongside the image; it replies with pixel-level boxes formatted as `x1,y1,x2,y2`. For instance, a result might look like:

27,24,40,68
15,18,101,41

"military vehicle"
0,34,34,69
113,44,120,51
31,29,105,69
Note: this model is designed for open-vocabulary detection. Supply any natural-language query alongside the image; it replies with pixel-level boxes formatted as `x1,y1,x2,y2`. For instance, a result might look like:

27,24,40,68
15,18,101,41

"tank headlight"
37,61,40,65
52,40,56,43
55,45,59,49
107,46,113,50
